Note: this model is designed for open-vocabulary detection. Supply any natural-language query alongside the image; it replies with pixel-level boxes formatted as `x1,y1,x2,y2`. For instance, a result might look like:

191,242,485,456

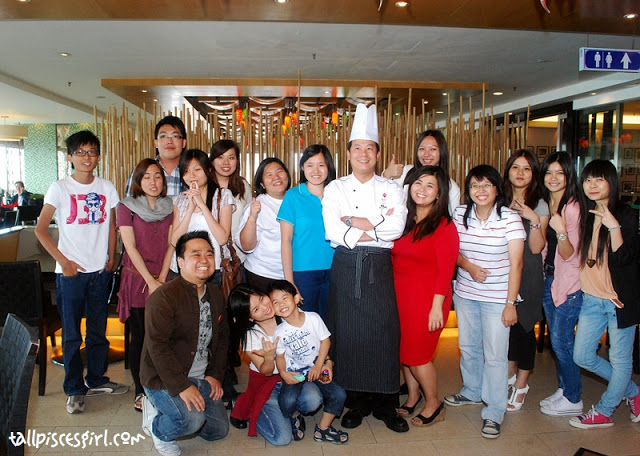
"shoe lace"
628,396,639,415
581,405,597,421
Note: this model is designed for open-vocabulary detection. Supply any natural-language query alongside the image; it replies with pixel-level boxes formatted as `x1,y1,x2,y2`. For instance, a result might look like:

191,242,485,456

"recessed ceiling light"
395,1,409,7
423,100,429,104
436,110,444,114
274,0,289,3
591,92,597,95
324,91,330,94
141,89,148,93
58,52,71,57
508,112,513,114
17,0,31,3
493,91,504,96
442,92,448,96
153,98,158,102
624,13,638,19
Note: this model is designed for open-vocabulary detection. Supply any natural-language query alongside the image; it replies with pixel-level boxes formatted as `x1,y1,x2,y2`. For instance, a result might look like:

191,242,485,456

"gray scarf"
120,196,173,222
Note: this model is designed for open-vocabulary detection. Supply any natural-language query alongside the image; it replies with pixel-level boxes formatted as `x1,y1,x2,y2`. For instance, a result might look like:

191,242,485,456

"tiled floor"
20,329,640,455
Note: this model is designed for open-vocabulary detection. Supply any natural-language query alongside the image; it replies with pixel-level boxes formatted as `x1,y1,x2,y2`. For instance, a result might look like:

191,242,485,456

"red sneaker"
628,393,640,423
569,406,613,429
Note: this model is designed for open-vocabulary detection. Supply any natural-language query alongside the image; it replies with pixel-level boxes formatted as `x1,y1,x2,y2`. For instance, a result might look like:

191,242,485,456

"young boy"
269,280,348,444
35,130,128,414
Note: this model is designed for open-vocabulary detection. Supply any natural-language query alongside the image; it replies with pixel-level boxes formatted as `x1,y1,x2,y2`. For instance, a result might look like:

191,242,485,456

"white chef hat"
349,103,379,144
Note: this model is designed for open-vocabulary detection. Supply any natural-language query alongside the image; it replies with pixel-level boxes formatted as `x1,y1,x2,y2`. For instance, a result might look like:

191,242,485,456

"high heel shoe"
507,384,530,412
508,374,516,389
411,401,446,427
397,393,423,417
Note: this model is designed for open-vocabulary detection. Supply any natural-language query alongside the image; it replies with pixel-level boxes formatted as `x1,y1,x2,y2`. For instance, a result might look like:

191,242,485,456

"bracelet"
557,233,568,241
506,299,518,307
608,225,622,231
530,223,541,230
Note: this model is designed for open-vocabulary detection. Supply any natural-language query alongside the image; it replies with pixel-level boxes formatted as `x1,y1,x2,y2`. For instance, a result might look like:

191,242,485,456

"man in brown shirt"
141,231,229,456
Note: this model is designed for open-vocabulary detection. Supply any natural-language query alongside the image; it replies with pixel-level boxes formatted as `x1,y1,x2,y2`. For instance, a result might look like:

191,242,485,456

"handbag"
217,192,243,300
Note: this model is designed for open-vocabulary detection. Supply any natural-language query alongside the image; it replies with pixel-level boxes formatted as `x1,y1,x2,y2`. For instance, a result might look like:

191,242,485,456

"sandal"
507,384,530,412
134,393,144,412
313,424,349,444
411,401,446,427
290,414,305,441
397,393,423,417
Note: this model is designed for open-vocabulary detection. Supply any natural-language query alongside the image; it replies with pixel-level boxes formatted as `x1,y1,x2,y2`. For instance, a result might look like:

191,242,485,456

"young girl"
539,152,584,417
570,160,640,428
502,150,549,411
170,149,234,285
228,284,323,445
117,159,174,411
269,280,349,444
278,144,336,319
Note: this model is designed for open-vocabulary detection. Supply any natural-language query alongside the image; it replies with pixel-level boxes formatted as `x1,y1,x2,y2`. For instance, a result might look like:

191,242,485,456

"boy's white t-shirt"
44,176,119,273
274,311,330,375
245,324,279,374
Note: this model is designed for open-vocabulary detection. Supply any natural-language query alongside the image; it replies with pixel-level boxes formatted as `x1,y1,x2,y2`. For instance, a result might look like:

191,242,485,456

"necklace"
586,220,603,268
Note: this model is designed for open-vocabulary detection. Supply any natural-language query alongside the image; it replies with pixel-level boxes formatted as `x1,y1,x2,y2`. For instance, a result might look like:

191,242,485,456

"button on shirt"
322,174,406,249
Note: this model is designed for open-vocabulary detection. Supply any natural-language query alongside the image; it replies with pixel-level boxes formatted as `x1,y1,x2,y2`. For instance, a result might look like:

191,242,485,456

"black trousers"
128,307,145,396
345,390,398,415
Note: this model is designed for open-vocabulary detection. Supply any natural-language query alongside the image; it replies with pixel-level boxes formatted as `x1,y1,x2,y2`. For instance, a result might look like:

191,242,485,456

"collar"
470,204,499,224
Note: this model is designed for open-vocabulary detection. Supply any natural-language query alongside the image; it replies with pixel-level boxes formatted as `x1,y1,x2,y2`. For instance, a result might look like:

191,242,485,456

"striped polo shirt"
453,204,526,304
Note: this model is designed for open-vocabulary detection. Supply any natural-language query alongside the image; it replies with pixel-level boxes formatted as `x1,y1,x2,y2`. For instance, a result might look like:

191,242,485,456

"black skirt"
326,245,400,394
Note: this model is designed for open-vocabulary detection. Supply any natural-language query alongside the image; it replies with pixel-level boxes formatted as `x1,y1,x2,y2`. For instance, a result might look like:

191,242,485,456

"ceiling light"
324,91,330,94
436,110,444,114
442,92,448,96
153,99,158,102
58,52,71,57
141,89,148,93
274,0,289,3
17,0,31,3
624,13,638,19
395,1,409,7
591,92,597,95
493,91,504,96
0,117,28,141
423,100,429,104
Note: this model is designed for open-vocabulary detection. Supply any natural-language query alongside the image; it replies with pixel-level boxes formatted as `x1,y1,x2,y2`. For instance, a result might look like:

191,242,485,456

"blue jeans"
542,274,583,403
573,293,639,417
56,270,112,396
257,381,323,446
454,294,510,424
279,378,346,418
294,269,331,320
144,378,229,442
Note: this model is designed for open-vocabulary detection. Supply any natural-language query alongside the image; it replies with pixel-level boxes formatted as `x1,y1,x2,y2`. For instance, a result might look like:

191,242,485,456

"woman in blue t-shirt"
277,145,336,320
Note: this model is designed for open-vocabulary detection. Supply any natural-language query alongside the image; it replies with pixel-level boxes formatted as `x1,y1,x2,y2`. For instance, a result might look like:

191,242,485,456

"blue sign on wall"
580,48,640,72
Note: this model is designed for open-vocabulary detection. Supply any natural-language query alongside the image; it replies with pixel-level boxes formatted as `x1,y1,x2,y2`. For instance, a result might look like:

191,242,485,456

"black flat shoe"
397,393,423,417
229,416,248,429
341,409,365,429
411,401,446,427
372,409,409,433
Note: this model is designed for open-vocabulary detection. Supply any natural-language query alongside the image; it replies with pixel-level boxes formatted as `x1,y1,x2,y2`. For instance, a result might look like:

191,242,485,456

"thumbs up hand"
382,154,405,179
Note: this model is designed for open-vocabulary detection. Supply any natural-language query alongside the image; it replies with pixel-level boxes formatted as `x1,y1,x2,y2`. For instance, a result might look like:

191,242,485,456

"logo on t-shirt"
66,192,108,225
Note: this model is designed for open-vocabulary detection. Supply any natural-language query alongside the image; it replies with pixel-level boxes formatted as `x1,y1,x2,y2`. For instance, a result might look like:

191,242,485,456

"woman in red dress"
391,165,459,426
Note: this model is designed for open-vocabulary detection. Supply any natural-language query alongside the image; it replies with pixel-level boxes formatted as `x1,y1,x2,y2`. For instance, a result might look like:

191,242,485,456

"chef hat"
348,103,379,144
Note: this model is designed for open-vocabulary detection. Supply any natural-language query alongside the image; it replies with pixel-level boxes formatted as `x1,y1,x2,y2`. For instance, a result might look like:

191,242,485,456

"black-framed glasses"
157,134,183,141
73,149,100,157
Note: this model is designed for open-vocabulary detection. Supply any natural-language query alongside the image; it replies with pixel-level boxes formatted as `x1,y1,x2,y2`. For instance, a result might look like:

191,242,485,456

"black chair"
0,314,39,456
0,261,61,396
14,206,41,226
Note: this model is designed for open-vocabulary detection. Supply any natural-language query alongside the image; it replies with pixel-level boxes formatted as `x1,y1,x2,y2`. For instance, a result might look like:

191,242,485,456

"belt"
336,245,389,300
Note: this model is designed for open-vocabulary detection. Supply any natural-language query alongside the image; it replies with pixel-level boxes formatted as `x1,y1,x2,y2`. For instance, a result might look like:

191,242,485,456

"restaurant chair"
0,314,39,456
0,261,61,396
14,206,41,226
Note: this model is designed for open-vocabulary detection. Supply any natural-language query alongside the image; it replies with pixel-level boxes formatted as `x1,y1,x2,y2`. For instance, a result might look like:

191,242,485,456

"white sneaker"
142,396,157,437
540,395,583,416
66,395,85,414
539,388,563,407
85,381,129,396
150,434,181,456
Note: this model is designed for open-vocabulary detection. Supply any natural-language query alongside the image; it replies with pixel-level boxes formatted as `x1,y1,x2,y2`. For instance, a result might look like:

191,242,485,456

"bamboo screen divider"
97,98,530,199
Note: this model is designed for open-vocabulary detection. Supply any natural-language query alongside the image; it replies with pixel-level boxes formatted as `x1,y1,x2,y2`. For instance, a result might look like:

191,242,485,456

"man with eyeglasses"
36,130,129,415
125,115,187,198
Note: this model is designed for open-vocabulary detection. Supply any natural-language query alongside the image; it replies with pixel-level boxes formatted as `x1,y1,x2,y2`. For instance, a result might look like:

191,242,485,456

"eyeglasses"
73,149,100,157
470,183,494,190
157,134,183,141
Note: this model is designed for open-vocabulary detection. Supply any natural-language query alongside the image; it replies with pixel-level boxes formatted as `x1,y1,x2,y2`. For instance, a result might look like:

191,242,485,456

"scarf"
120,195,173,222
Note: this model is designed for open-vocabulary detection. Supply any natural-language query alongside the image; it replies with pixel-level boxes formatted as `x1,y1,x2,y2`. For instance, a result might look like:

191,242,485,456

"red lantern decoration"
300,137,304,148
321,119,326,130
282,124,287,136
292,111,298,126
284,115,291,128
236,108,243,124
331,111,339,125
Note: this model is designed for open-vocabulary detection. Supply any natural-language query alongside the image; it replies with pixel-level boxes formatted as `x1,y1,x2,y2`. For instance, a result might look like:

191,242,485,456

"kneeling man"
141,230,229,455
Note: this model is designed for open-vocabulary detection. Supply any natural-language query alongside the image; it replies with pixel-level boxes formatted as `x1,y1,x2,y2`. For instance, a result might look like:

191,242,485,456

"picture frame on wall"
624,148,633,160
623,181,633,193
527,145,534,153
537,146,549,158
551,146,557,154
635,148,640,163
626,165,635,176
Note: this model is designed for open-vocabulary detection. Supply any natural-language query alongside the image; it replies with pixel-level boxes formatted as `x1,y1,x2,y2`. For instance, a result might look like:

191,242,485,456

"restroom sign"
580,48,640,72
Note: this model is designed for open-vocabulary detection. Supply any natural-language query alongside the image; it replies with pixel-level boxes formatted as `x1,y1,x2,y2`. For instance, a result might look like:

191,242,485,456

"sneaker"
142,396,157,437
628,393,640,423
539,388,564,407
66,395,85,414
540,395,583,416
481,419,501,439
85,381,129,397
569,406,613,429
444,393,482,407
150,433,181,456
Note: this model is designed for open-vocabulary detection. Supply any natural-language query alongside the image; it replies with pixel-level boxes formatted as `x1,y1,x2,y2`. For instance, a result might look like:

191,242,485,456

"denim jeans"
144,378,229,442
56,270,112,396
454,294,510,424
257,381,323,446
573,293,639,417
542,274,583,403
279,378,346,418
294,269,331,320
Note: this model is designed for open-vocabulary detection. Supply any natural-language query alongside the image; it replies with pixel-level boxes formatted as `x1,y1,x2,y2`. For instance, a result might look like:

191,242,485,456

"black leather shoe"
229,416,248,429
341,409,365,429
372,409,409,433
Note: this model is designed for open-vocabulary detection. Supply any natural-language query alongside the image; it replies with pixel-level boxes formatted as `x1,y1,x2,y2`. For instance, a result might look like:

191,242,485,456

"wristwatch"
557,233,568,241
506,299,518,307
345,217,353,227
